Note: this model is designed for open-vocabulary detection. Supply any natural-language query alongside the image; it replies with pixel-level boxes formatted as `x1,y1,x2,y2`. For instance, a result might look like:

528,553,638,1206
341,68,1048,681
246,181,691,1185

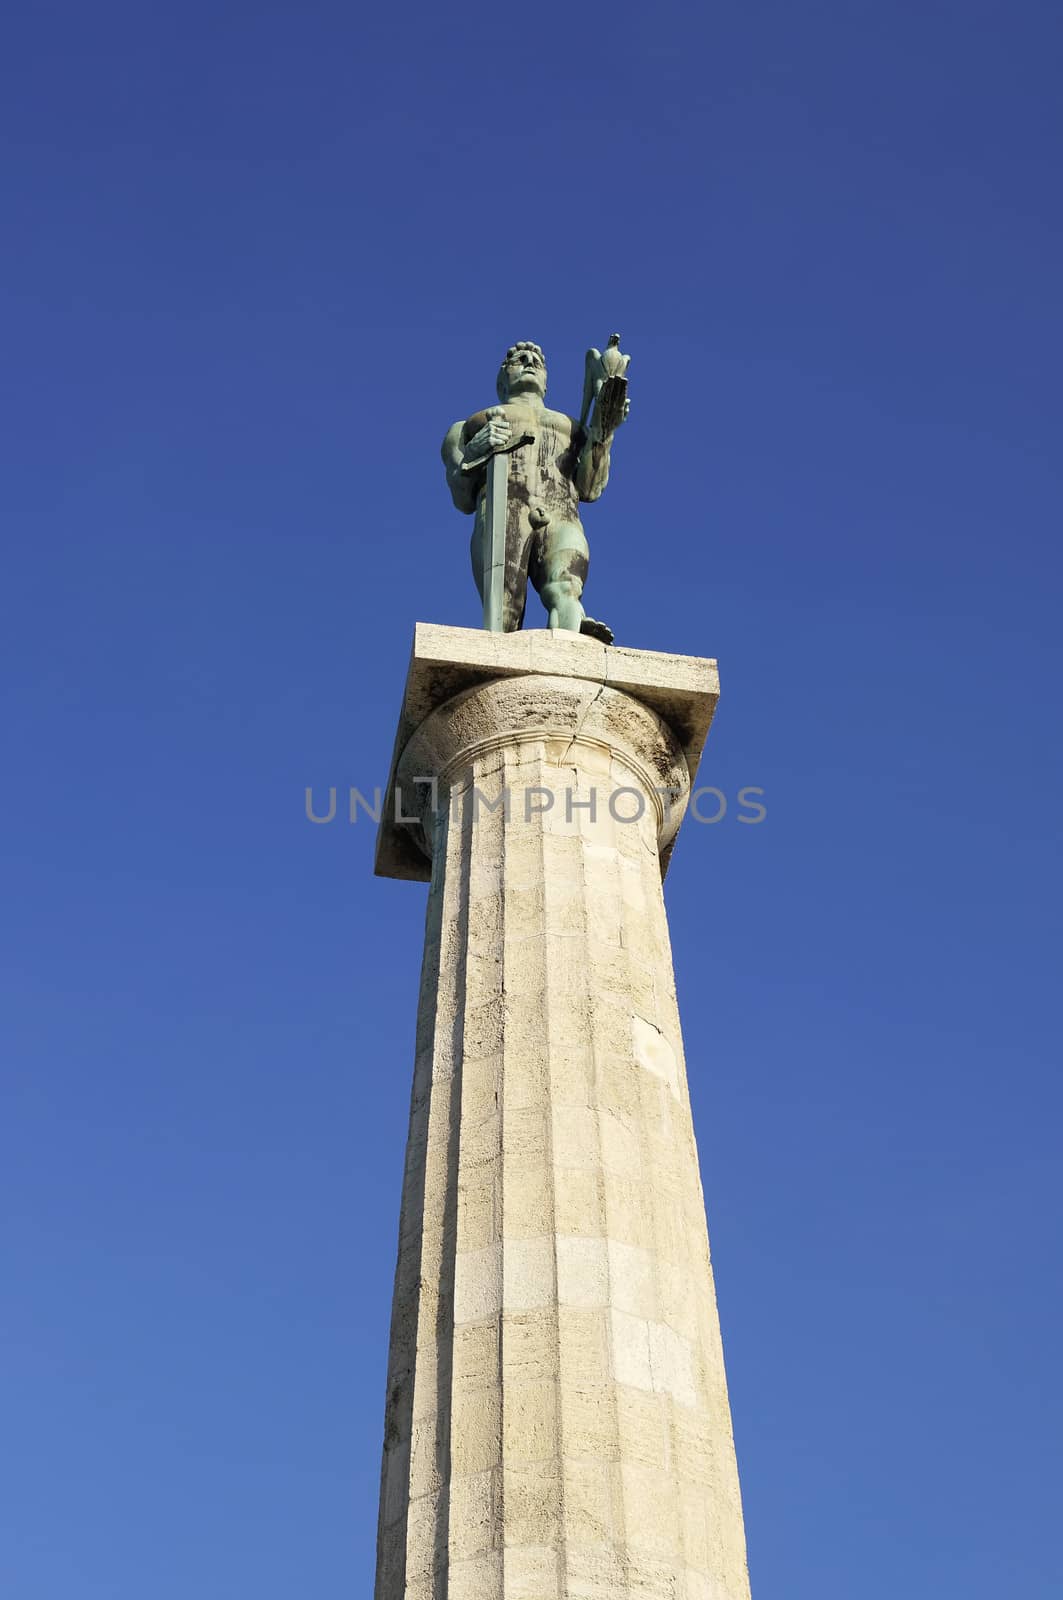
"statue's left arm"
574,400,629,503
574,425,613,503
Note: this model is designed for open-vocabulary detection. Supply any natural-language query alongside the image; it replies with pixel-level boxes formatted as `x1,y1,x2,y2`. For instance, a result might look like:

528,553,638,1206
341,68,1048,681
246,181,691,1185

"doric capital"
375,625,720,882
395,672,689,866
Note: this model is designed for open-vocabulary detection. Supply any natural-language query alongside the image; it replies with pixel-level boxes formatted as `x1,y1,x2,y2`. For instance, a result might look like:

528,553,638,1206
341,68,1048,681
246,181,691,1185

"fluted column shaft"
375,669,750,1600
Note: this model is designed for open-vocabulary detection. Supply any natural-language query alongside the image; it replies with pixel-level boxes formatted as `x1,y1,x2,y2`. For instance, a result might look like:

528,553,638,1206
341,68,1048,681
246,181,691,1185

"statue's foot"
579,617,614,645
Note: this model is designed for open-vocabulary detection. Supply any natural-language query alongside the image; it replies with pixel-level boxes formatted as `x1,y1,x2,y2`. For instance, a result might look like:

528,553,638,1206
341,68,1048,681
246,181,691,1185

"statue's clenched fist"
462,408,511,468
589,394,631,441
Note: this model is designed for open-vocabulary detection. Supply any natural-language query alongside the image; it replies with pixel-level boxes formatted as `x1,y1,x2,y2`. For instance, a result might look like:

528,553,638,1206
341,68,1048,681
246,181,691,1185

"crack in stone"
555,672,608,770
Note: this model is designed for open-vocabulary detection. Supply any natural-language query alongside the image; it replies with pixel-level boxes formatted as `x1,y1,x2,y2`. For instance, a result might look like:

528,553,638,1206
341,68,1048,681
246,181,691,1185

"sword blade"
483,451,507,632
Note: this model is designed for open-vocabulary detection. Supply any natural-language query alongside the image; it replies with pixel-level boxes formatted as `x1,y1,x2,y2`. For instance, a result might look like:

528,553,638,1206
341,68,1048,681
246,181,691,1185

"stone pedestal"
374,625,751,1600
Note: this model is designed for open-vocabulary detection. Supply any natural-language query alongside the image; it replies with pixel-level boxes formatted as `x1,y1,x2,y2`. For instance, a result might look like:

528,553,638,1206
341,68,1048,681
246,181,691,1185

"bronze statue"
441,338,630,644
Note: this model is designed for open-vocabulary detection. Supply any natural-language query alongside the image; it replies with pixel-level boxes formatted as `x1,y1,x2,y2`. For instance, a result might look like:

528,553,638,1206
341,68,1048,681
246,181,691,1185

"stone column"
374,626,751,1600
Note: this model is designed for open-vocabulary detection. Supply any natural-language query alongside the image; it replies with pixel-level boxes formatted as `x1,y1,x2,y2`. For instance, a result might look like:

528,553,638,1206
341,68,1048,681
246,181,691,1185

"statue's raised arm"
439,336,630,644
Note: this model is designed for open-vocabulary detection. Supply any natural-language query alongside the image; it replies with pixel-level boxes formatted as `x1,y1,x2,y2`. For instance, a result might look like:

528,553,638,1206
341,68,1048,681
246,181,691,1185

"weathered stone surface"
375,625,719,883
373,643,750,1600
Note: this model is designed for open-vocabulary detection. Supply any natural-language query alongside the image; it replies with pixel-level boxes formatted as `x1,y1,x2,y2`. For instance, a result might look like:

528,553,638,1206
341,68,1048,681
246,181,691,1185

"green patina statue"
442,338,630,645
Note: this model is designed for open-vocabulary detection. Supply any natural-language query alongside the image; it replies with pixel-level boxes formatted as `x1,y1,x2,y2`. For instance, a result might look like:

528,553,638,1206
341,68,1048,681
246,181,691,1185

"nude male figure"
441,341,627,643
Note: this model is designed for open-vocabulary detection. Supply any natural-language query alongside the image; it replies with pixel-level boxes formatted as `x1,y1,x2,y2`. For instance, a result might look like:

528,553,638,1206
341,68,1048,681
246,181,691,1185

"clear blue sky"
3,2,1061,1595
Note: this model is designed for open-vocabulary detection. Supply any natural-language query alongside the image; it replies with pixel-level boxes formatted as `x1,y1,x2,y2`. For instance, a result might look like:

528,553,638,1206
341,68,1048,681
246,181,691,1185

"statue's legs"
470,514,532,632
531,518,590,633
471,510,604,637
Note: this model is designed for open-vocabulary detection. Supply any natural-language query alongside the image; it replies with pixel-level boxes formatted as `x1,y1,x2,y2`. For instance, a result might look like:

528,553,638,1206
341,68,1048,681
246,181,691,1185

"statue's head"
496,342,547,402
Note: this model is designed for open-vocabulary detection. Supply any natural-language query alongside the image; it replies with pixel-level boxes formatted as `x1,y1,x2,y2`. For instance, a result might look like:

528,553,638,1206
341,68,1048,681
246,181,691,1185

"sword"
483,450,508,633
471,429,535,633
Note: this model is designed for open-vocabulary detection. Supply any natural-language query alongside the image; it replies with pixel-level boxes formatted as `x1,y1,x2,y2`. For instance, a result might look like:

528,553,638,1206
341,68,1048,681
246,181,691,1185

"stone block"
501,1460,562,1547
502,1545,562,1599
502,1378,560,1464
454,1244,502,1324
503,1236,556,1313
448,1551,504,1600
553,1167,604,1237
556,1235,609,1309
562,1457,617,1545
502,1311,561,1384
451,1387,502,1477
448,1469,497,1561
620,1461,681,1556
